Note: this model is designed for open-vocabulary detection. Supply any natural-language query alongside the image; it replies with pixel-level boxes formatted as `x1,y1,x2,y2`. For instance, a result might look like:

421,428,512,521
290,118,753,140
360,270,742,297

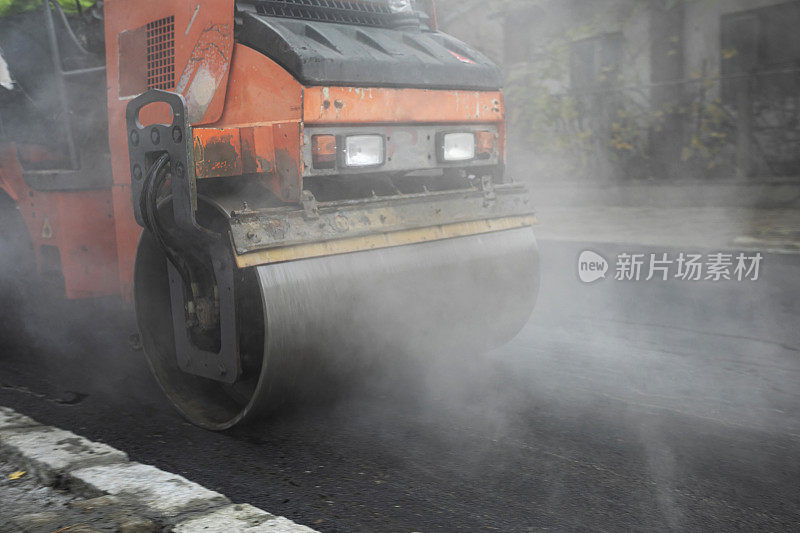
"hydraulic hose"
138,152,194,291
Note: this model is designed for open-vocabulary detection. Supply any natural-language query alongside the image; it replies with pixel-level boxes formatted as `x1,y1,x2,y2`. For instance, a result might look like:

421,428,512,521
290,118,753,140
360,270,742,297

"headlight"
439,132,476,162
388,0,413,14
344,135,385,167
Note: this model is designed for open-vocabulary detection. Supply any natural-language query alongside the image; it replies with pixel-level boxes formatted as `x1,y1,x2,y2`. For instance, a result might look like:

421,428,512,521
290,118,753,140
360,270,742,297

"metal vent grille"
146,16,175,90
252,0,396,28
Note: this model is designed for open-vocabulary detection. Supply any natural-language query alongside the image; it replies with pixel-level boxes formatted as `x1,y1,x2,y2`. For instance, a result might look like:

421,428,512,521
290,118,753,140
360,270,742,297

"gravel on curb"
0,406,318,532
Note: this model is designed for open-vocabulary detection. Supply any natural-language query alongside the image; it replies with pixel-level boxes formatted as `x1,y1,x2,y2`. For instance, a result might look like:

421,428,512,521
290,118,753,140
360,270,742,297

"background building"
439,0,800,184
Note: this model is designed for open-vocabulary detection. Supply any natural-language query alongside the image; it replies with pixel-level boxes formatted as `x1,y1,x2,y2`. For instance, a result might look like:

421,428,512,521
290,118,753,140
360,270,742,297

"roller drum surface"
136,227,539,430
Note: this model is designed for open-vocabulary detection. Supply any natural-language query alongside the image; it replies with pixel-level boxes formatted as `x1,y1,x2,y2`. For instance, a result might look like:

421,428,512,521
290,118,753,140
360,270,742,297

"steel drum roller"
136,227,539,430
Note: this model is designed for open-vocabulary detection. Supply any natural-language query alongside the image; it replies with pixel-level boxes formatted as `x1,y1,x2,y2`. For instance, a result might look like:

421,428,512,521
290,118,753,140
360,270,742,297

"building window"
721,1,800,102
570,33,623,91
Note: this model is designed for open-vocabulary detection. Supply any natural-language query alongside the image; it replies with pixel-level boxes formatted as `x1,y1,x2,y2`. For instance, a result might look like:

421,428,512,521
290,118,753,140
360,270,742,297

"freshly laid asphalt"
0,239,798,532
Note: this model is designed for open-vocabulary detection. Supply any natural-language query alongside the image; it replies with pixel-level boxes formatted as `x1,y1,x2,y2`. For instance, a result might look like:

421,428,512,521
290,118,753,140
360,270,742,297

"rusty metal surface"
272,123,303,202
188,46,304,200
192,124,283,184
193,127,244,178
226,183,533,256
234,215,536,268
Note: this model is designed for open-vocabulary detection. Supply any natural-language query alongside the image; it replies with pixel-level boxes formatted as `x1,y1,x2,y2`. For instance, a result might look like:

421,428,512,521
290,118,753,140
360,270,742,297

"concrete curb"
0,406,318,532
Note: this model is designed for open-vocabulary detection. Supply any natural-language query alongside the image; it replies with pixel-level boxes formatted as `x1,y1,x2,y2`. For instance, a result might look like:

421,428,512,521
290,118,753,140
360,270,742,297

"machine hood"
237,12,502,90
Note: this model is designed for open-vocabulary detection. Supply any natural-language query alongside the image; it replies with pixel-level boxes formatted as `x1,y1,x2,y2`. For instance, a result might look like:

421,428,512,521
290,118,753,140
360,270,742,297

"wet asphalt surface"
0,239,799,532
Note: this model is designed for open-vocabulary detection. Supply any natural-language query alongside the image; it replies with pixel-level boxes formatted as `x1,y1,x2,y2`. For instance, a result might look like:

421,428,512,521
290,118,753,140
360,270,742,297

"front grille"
248,0,397,28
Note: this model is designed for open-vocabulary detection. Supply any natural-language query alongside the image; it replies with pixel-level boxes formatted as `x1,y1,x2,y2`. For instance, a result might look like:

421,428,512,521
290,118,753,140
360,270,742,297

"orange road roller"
0,0,538,429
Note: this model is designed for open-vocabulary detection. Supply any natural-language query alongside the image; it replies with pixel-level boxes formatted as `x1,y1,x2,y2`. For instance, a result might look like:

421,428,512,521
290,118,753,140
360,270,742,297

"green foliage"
498,0,735,180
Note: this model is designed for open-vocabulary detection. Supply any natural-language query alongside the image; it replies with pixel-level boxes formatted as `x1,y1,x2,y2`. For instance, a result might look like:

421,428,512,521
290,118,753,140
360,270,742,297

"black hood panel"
238,13,502,90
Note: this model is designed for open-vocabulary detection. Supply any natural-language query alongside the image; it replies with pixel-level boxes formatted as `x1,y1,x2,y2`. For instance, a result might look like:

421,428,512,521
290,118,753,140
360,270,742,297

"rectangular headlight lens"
441,132,476,161
344,135,384,167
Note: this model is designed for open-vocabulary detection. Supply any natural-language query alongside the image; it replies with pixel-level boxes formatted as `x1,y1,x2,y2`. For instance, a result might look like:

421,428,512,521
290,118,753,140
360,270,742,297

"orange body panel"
192,44,504,198
192,44,305,187
104,0,234,299
0,147,119,299
303,86,504,125
110,184,138,298
206,45,303,127
194,44,304,200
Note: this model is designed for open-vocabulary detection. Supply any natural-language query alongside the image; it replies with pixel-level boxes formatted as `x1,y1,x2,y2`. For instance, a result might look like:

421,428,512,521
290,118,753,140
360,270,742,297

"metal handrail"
41,0,79,171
